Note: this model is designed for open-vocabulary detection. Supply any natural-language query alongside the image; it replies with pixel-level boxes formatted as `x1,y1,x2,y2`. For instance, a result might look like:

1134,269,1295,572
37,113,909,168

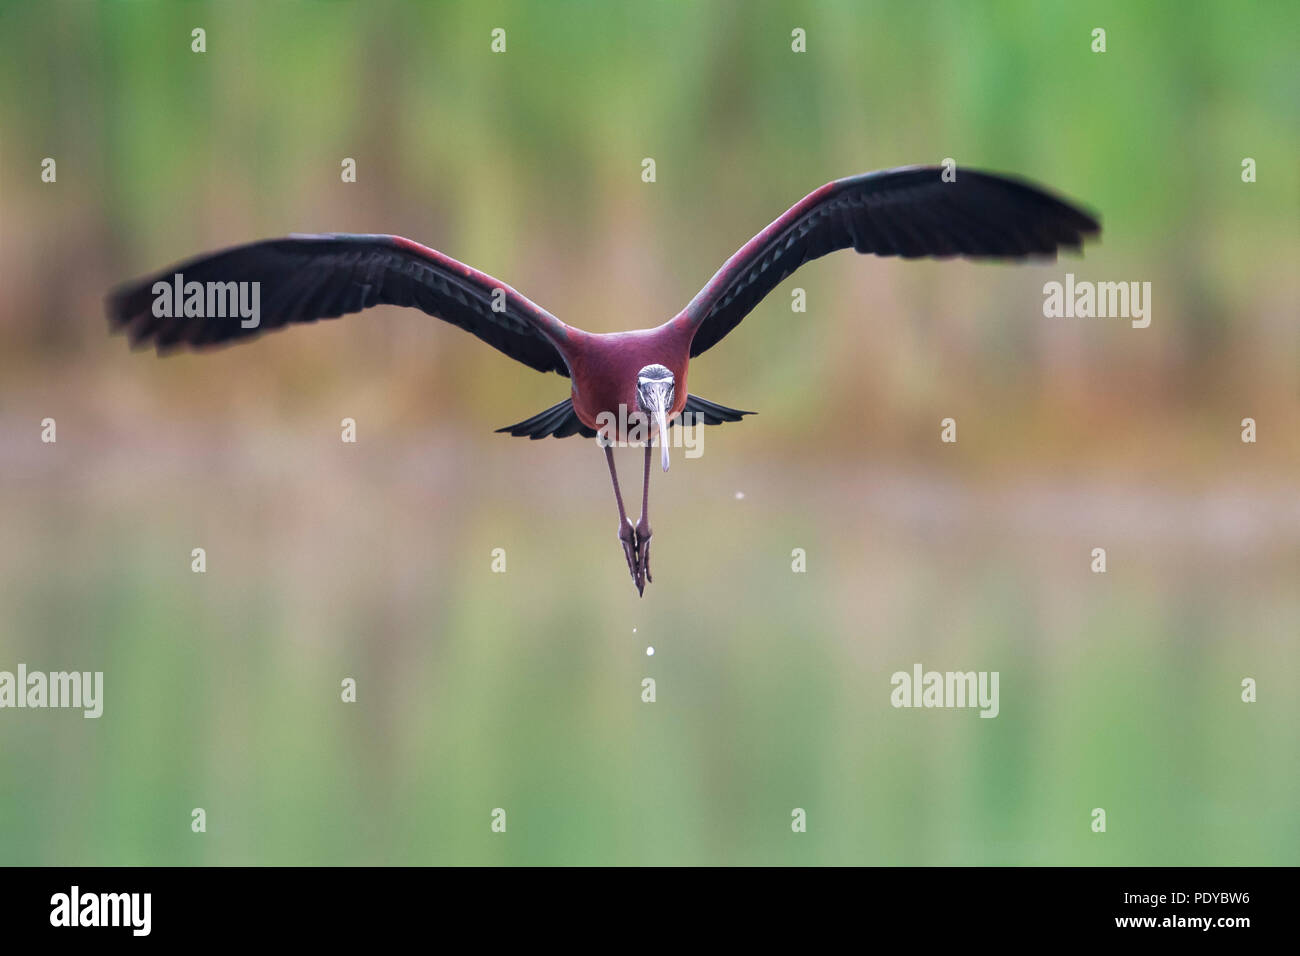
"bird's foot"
618,519,638,583
634,517,653,594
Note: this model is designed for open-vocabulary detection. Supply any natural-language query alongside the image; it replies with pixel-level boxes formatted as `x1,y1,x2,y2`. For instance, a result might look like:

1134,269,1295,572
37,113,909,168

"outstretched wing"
680,166,1101,357
107,233,573,375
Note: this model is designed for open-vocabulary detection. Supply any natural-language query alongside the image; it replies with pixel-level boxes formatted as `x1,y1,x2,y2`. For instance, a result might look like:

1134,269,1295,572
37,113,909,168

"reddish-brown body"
559,319,695,438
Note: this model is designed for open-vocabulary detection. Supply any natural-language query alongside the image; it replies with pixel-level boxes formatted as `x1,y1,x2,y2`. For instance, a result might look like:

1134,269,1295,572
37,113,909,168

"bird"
107,165,1100,596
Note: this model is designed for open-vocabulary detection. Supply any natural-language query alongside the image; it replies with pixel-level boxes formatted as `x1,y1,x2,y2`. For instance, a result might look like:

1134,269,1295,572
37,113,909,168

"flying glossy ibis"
107,166,1100,595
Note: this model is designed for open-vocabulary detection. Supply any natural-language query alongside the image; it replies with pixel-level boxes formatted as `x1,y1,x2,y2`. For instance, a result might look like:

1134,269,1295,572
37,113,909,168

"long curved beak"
655,405,670,472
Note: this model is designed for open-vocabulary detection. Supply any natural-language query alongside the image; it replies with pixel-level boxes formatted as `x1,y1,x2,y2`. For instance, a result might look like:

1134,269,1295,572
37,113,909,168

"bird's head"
636,364,675,472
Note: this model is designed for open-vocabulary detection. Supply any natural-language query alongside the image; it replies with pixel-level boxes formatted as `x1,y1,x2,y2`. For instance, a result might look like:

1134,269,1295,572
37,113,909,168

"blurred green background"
1,0,1297,865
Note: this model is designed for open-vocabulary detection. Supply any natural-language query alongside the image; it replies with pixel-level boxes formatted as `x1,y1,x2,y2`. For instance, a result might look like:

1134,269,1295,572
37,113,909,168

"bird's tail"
675,394,755,426
495,394,754,440
496,398,596,440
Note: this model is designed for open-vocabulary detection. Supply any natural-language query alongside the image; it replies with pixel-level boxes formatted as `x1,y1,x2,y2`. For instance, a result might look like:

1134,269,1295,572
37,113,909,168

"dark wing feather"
107,234,572,375
681,166,1100,357
676,394,755,426
496,398,597,440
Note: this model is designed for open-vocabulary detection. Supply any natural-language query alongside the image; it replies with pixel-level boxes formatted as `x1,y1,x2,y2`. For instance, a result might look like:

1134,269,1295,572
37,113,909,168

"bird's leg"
605,444,639,586
635,440,653,589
